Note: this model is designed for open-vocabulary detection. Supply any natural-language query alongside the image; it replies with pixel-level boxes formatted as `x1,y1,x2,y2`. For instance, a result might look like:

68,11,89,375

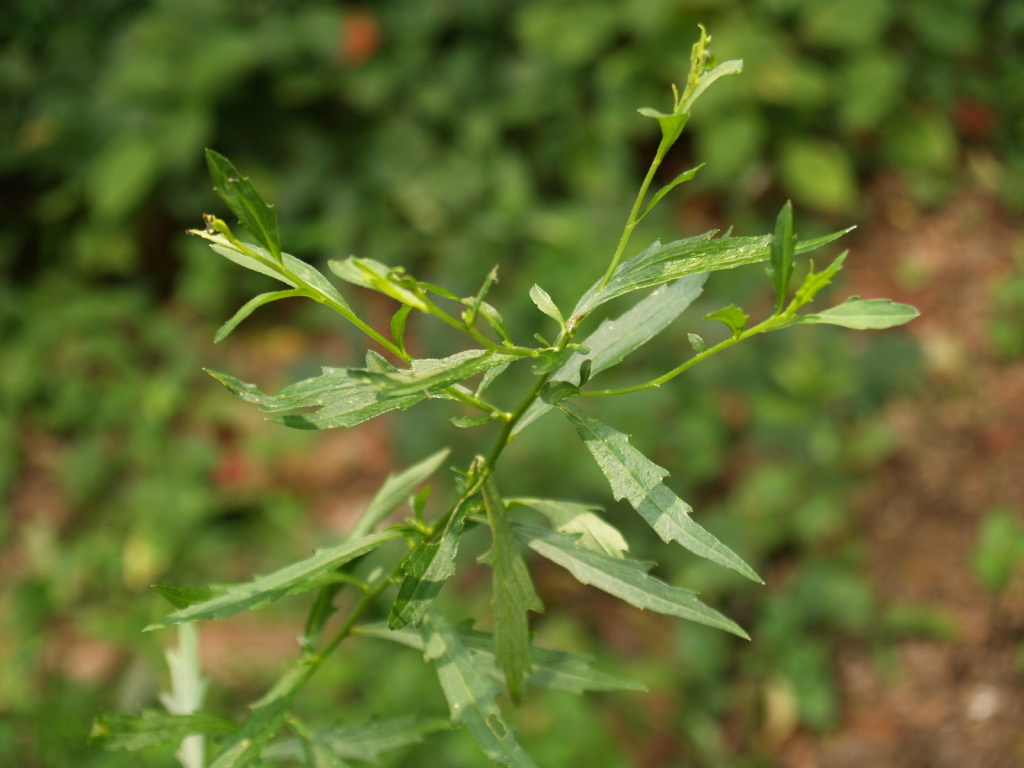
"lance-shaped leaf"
349,449,451,539
215,289,303,343
145,530,402,630
480,478,544,703
330,257,430,311
515,524,748,639
389,504,471,629
556,401,761,583
529,284,565,331
420,611,539,768
260,716,450,765
359,623,643,694
90,711,236,751
206,149,281,263
574,228,851,316
767,201,795,313
639,164,704,221
514,274,707,434
797,297,920,330
508,498,628,558
350,349,516,398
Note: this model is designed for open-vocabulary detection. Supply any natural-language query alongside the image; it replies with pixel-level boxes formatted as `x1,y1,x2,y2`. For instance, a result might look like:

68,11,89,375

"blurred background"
2,1,1023,766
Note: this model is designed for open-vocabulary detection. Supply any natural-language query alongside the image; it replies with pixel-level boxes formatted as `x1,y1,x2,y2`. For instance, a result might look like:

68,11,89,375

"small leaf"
792,251,848,309
90,711,236,751
639,164,704,221
529,284,565,331
971,507,1024,595
539,380,580,405
515,524,749,639
508,498,628,558
420,611,539,768
215,290,303,343
578,359,593,386
475,301,514,346
329,258,430,311
531,348,572,375
767,201,795,313
688,333,707,353
390,305,413,356
260,716,450,765
153,585,225,610
145,531,402,630
705,305,749,338
206,149,281,263
450,415,495,428
556,401,761,583
348,449,450,539
798,297,921,329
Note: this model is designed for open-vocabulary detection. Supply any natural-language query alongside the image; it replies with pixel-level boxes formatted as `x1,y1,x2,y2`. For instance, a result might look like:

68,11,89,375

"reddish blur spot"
955,99,996,140
340,9,381,67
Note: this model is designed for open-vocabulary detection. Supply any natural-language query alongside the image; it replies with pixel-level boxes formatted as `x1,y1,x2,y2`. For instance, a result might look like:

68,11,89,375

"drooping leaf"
215,289,303,343
420,611,539,768
145,531,402,630
349,349,517,398
479,478,543,703
767,201,796,313
529,284,565,331
797,297,920,329
389,504,471,629
705,304,749,338
260,716,450,765
90,711,236,751
508,498,628,558
515,524,749,639
556,401,761,583
348,449,451,539
515,274,708,434
329,258,430,311
573,229,851,316
206,149,281,263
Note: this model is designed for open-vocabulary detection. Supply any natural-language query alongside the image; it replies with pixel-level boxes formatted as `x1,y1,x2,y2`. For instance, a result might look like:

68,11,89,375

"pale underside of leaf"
507,497,628,558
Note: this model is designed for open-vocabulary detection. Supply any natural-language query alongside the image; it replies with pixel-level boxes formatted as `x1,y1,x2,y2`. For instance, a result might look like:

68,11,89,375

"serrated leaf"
574,229,851,316
514,524,749,639
145,531,402,630
389,504,471,629
215,289,303,343
798,297,920,329
791,251,848,308
261,716,450,765
480,479,543,703
206,149,281,262
348,449,451,539
639,164,704,221
515,274,708,435
153,584,225,610
767,201,796,313
420,612,539,768
508,498,628,558
90,711,236,751
556,401,761,583
350,349,516,398
529,284,565,330
688,333,706,353
705,305,749,338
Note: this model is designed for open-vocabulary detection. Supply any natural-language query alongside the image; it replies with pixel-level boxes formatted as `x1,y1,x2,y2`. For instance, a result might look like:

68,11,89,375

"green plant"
91,29,917,767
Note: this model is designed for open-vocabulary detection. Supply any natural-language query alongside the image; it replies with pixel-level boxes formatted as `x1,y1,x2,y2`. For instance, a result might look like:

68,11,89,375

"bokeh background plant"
3,1,1022,766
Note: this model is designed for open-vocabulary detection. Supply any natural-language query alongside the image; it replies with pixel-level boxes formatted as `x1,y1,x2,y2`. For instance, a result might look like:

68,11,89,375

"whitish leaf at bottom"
420,611,539,768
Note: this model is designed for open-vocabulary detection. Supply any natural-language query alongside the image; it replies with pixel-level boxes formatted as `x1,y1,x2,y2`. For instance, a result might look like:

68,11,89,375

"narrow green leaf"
206,149,281,262
90,711,236,751
515,274,708,435
688,333,706,353
705,305,749,338
389,504,471,629
153,585,225,610
329,258,430,311
508,498,628,558
450,415,495,428
420,612,539,768
476,301,514,346
639,165,704,221
261,716,450,765
480,478,544,703
791,251,848,309
515,524,749,639
390,305,413,356
798,297,921,329
463,266,500,326
215,290,303,343
767,201,795,313
680,59,743,113
529,284,565,330
349,449,451,539
350,349,516,398
638,108,689,145
145,531,402,630
556,401,761,583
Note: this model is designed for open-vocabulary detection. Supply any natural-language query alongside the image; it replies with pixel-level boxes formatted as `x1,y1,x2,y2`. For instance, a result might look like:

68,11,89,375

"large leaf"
514,273,707,434
389,504,470,629
261,716,450,765
349,349,516,397
90,711,235,751
358,623,643,694
349,449,451,539
797,297,920,329
556,401,761,583
420,612,539,768
206,149,281,262
515,524,749,639
480,479,543,703
574,228,851,316
507,498,628,558
145,531,402,630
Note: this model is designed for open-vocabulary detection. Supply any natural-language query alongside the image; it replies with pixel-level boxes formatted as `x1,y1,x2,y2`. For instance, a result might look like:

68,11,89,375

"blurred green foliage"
0,0,974,764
